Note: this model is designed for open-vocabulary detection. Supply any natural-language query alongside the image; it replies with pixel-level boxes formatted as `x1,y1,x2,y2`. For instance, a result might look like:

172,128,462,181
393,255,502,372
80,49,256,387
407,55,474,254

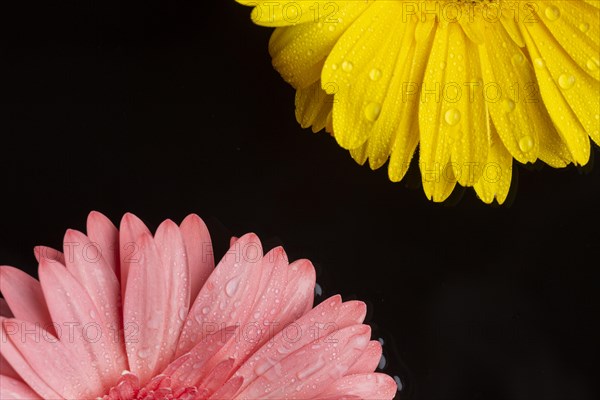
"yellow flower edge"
237,0,600,204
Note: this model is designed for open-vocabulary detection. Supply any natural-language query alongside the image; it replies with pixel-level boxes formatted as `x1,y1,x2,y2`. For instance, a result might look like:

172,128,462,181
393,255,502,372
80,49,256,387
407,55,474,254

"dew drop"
586,57,599,71
444,108,461,126
89,310,97,319
502,98,515,112
341,61,353,72
201,306,210,315
314,282,323,298
579,23,590,33
369,68,382,81
511,53,525,66
137,347,151,359
307,49,314,56
225,275,242,297
544,6,560,21
178,307,187,321
378,354,387,370
558,73,575,89
364,102,381,122
440,61,446,70
518,136,534,152
534,58,545,68
328,25,336,32
331,63,338,71
394,375,403,391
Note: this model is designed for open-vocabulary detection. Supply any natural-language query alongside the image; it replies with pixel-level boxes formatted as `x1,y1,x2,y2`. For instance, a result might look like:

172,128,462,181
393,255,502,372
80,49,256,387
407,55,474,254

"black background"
2,1,599,399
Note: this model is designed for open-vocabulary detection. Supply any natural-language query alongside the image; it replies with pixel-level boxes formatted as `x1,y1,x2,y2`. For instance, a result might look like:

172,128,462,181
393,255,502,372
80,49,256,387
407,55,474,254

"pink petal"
237,324,372,399
315,373,398,399
274,258,316,326
163,327,233,388
0,318,61,399
229,236,238,246
62,229,123,348
0,267,53,331
33,246,65,265
197,357,236,394
210,247,289,370
0,354,19,380
180,214,214,304
176,233,264,357
0,298,13,318
86,211,120,276
4,318,96,399
118,212,151,297
123,232,169,384
0,375,42,399
346,340,382,375
208,375,243,400
152,219,191,368
38,259,125,393
106,371,139,400
337,300,368,326
233,295,364,392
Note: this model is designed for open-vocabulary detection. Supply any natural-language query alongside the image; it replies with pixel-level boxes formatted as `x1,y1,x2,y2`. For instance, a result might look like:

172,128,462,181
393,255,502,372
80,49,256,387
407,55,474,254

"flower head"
238,0,600,203
0,212,396,399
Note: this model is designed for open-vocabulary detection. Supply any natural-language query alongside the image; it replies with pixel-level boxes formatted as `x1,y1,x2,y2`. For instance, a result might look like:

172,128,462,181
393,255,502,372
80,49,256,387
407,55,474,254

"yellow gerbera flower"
236,0,600,203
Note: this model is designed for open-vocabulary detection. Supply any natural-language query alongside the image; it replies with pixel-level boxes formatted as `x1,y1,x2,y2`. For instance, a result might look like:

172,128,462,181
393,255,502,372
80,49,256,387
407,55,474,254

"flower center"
100,371,200,400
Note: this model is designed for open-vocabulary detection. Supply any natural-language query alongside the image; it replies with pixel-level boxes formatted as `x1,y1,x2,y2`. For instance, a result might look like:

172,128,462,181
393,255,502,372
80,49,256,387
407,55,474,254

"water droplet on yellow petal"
444,108,461,126
341,61,353,72
544,6,560,21
502,98,515,112
518,136,534,152
579,23,590,33
364,102,381,122
328,24,336,32
511,53,525,66
369,68,382,81
440,61,446,70
586,57,599,71
534,58,545,68
558,73,576,89
331,63,338,71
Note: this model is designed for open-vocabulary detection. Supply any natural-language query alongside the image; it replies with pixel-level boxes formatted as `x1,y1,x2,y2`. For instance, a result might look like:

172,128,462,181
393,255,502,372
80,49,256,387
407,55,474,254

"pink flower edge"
0,211,397,399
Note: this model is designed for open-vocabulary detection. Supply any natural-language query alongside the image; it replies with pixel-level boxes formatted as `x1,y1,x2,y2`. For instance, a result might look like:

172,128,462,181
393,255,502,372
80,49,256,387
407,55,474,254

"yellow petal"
474,124,513,205
388,21,433,183
365,19,418,170
322,1,403,149
418,22,459,201
295,79,333,133
349,142,368,166
536,0,600,81
448,29,490,187
522,19,593,165
479,21,559,164
268,2,370,88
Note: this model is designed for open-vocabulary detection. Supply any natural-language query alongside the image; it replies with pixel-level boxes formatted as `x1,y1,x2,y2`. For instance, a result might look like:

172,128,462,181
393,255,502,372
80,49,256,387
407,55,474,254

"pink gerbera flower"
0,212,397,399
